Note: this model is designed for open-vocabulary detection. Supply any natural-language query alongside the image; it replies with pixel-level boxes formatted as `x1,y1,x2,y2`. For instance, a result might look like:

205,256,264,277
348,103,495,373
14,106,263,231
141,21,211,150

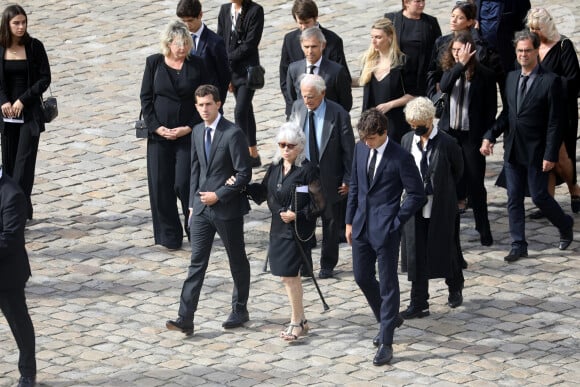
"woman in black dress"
526,8,580,215
385,0,442,96
243,122,324,341
140,21,208,249
218,0,264,167
360,18,414,144
0,4,51,220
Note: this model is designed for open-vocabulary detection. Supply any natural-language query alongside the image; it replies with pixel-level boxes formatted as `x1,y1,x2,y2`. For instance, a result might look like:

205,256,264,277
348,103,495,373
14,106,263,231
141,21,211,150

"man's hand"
345,224,353,245
337,183,349,196
480,139,494,156
542,160,555,172
199,191,218,206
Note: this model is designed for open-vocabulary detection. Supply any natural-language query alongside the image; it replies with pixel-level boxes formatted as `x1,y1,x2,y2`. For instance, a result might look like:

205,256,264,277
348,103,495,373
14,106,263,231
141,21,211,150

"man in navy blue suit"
177,0,231,106
346,109,425,366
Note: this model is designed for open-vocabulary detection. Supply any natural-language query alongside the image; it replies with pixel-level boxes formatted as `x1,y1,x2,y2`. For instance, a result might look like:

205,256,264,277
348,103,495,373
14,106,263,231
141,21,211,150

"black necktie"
191,34,197,54
205,127,212,162
417,138,434,195
368,149,377,185
454,74,466,130
308,110,319,164
309,65,316,74
517,75,529,112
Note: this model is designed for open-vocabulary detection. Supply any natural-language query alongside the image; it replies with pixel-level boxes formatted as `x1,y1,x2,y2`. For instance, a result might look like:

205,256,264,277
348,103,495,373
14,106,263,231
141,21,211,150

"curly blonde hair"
526,8,560,43
404,96,435,124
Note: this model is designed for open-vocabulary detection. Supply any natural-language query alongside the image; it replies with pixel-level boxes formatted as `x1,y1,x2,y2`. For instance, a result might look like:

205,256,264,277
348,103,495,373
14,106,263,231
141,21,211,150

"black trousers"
1,123,40,219
0,287,36,378
410,215,464,309
233,84,257,147
146,135,191,249
178,207,250,321
448,130,492,238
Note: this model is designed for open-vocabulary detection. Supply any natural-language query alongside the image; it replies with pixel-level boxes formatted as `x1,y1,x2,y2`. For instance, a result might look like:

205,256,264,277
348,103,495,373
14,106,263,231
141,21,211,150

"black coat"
400,130,464,280
217,1,264,87
439,62,497,146
196,24,231,105
0,38,51,136
139,54,208,137
0,172,30,290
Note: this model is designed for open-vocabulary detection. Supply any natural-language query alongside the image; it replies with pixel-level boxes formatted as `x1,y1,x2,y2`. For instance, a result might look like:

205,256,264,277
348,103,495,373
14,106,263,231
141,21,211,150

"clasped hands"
1,100,23,118
155,125,191,140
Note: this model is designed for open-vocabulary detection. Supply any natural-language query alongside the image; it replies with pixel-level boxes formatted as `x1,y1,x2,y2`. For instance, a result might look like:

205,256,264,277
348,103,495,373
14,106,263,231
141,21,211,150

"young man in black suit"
166,85,252,335
0,168,36,387
346,109,425,366
176,0,231,106
280,0,350,118
285,27,352,119
481,30,574,262
290,74,354,279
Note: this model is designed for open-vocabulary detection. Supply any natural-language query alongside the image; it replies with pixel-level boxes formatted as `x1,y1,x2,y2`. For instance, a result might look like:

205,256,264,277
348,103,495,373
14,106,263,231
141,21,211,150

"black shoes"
400,305,430,319
17,376,35,387
222,309,249,329
572,195,580,213
318,268,334,279
529,209,545,219
166,318,194,336
480,231,493,247
373,314,404,347
448,291,463,308
504,247,528,263
559,217,574,250
373,344,393,366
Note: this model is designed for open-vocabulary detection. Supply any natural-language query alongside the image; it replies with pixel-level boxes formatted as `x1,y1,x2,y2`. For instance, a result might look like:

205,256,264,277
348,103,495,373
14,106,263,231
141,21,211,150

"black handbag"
135,110,148,138
246,65,265,90
431,91,447,119
40,87,58,123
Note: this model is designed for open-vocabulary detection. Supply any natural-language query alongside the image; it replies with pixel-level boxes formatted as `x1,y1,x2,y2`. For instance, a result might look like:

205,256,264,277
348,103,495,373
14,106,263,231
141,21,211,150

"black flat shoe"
448,291,463,308
400,305,430,319
559,218,574,250
222,309,249,329
166,318,194,336
529,209,545,219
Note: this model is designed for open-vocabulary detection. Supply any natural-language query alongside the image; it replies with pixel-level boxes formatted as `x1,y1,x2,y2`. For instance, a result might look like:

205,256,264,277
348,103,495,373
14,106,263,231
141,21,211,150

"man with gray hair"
290,74,354,278
285,27,352,119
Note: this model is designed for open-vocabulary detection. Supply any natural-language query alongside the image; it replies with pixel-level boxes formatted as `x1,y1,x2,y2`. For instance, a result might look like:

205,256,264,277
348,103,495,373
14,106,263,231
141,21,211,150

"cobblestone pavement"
0,0,579,386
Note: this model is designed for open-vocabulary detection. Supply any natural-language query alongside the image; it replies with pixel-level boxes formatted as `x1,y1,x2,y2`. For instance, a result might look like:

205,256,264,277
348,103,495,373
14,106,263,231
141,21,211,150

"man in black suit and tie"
0,168,36,387
346,109,426,366
290,74,354,279
285,27,352,119
177,0,231,105
481,30,574,262
280,0,350,118
166,85,252,335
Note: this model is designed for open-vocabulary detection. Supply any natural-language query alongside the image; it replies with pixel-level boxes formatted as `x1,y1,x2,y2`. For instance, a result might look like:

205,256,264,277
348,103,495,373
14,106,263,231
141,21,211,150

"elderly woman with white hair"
232,122,325,341
399,97,465,319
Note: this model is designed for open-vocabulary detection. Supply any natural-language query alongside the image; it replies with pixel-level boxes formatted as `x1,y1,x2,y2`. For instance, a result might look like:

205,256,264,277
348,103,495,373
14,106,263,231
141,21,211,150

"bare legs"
280,275,309,340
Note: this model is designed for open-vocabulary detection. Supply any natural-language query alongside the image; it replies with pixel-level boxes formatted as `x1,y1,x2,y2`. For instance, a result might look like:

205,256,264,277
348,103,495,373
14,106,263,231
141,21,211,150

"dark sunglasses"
278,142,297,150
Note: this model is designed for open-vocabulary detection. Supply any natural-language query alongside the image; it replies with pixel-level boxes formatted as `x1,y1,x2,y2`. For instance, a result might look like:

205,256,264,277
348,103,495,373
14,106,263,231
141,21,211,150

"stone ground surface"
0,0,579,386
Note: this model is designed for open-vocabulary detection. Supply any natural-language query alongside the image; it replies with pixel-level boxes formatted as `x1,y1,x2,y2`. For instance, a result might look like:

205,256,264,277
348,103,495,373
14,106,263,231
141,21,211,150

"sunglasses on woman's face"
278,142,297,150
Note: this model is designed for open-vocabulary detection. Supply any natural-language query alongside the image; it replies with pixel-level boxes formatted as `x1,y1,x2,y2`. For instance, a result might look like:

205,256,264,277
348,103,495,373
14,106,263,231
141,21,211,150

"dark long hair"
235,0,253,35
0,4,31,48
440,31,477,81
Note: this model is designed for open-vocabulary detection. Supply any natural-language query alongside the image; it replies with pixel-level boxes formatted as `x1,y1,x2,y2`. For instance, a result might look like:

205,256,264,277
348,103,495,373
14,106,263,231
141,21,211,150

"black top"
3,59,27,102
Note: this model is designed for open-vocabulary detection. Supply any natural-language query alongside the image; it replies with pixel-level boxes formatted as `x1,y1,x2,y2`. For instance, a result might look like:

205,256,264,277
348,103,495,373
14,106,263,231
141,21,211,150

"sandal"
280,319,309,341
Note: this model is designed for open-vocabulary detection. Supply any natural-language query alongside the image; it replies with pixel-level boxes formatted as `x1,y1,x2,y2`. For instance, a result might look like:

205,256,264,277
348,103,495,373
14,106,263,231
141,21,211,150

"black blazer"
279,25,350,99
286,57,352,116
217,1,264,87
439,62,497,146
189,116,251,220
0,172,30,290
139,53,208,137
0,37,51,135
196,24,231,105
485,65,563,167
290,99,355,205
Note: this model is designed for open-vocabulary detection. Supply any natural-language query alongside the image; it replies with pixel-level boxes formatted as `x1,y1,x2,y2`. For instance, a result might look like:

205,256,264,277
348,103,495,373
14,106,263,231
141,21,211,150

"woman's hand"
11,100,24,117
376,101,392,114
172,126,192,139
1,102,13,118
225,175,236,186
279,209,296,224
228,82,235,93
458,42,476,66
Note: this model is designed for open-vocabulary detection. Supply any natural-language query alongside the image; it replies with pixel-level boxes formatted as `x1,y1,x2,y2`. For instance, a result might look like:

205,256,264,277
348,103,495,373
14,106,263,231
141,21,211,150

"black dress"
248,161,325,277
362,66,410,144
540,37,580,184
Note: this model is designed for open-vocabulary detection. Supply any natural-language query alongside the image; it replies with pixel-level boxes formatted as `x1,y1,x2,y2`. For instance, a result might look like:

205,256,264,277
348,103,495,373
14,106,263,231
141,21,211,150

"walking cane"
291,224,330,312
262,254,269,272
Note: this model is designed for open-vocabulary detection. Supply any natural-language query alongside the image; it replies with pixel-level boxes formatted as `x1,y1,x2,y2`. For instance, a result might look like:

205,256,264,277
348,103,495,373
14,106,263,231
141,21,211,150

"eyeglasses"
278,142,297,150
516,48,535,54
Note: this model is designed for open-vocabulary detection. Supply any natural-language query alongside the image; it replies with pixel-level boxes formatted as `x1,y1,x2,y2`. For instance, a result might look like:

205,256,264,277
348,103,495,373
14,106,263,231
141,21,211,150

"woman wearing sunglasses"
229,122,325,341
